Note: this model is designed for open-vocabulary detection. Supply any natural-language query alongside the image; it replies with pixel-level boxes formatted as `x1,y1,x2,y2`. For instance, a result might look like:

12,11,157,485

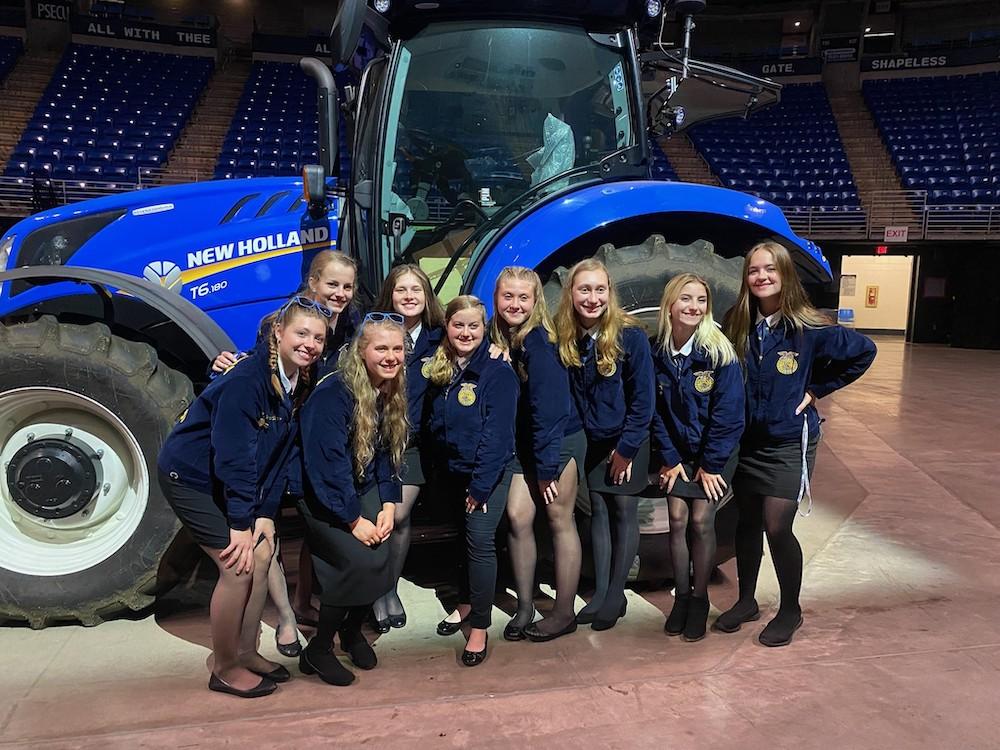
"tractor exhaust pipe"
300,57,338,177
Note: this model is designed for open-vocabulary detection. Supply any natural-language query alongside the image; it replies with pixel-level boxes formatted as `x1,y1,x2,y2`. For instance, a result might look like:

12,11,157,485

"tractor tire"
543,234,744,331
0,316,193,628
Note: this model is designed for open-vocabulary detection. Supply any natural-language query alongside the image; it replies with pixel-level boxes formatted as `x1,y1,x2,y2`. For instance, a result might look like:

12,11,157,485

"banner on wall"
734,56,823,77
30,2,71,23
862,45,1000,72
820,34,860,63
70,15,217,48
253,33,331,56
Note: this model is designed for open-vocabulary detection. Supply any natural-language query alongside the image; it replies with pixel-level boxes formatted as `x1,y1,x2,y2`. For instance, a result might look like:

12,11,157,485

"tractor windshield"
379,21,635,297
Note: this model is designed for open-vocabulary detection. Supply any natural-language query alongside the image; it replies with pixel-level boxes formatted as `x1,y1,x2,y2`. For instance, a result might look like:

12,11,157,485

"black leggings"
585,492,639,620
732,493,802,615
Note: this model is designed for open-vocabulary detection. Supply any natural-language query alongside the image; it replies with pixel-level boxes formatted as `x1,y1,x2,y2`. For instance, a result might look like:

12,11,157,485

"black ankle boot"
299,642,355,686
664,592,691,636
713,599,761,633
682,596,710,642
758,610,803,648
340,631,378,670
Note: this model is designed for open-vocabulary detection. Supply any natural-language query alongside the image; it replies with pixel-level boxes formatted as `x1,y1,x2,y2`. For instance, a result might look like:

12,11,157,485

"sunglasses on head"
362,311,405,327
284,295,333,318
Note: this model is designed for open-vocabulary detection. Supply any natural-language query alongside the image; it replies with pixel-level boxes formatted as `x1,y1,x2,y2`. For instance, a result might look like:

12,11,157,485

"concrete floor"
2,337,999,749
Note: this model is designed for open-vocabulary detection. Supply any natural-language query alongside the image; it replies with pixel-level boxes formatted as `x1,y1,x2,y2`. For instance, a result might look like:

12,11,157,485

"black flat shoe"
681,597,710,642
503,621,526,641
249,664,291,683
524,620,577,643
208,673,277,698
461,633,488,667
713,600,761,633
575,609,598,625
275,631,302,658
436,613,470,636
591,600,627,632
758,613,803,648
388,612,407,629
299,646,355,686
664,592,691,636
341,637,378,670
371,616,391,634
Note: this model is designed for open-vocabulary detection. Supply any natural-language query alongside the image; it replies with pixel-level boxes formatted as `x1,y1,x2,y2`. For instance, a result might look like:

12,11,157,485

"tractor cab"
331,0,790,302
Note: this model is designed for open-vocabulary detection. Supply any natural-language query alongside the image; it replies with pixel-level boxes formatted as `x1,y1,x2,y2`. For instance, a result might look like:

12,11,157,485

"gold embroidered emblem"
601,361,617,377
694,371,715,393
420,358,432,378
457,383,477,406
776,351,799,375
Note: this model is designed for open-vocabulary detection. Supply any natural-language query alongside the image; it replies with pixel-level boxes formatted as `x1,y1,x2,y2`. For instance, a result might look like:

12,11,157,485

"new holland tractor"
0,0,831,627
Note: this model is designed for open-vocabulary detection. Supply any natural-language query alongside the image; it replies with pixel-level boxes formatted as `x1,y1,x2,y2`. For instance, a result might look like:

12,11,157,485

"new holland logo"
143,261,183,293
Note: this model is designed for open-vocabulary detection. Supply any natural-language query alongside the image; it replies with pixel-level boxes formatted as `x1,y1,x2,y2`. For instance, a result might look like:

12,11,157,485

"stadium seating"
0,35,23,85
648,139,677,181
864,72,1000,204
214,61,350,181
4,44,212,184
690,83,861,209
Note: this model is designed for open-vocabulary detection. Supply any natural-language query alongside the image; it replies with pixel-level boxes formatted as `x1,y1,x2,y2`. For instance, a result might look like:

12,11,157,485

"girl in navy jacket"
553,258,655,631
718,241,876,647
490,266,586,643
424,296,519,666
370,264,445,633
650,273,745,642
297,316,408,686
158,297,328,698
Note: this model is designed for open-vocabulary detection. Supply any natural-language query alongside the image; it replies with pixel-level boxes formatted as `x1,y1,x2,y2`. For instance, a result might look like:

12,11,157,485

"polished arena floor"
1,337,999,749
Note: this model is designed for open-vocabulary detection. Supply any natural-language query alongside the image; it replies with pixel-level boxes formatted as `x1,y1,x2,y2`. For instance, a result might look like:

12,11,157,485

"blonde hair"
655,273,736,368
426,295,487,386
268,301,326,405
722,241,830,364
307,249,357,286
489,266,557,350
337,319,409,479
374,263,445,330
553,258,640,376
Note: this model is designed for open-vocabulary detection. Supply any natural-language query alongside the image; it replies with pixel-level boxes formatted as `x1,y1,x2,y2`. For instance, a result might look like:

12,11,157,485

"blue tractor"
0,0,830,626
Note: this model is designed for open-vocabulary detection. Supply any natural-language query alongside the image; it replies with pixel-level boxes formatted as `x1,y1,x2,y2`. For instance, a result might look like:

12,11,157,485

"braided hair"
268,300,329,402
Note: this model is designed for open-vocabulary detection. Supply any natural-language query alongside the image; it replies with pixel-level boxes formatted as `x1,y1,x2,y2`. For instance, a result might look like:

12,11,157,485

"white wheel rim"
0,387,149,576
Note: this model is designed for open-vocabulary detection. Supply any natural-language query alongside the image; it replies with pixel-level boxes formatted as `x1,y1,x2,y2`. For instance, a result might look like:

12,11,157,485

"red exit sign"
875,245,889,255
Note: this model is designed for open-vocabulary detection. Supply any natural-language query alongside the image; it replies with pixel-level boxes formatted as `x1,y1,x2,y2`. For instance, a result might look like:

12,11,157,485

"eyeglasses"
362,311,405,326
284,295,333,318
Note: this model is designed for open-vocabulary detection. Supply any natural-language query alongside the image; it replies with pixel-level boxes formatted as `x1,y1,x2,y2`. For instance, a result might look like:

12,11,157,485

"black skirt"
575,437,651,515
647,450,740,503
298,486,392,607
509,428,587,486
399,443,426,486
735,435,819,501
158,469,230,550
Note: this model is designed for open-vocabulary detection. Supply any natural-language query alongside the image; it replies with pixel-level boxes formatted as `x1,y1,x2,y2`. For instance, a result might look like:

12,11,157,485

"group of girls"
157,239,876,698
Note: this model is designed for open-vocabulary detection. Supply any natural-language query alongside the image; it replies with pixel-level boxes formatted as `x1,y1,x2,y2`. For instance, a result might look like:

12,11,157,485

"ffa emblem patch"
601,361,618,377
776,351,799,375
694,371,715,393
457,383,477,406
420,358,432,378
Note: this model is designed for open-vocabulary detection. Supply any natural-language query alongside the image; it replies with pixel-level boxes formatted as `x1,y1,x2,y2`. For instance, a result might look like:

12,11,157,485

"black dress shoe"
275,631,302,658
208,673,277,698
299,646,355,686
758,612,803,647
388,612,407,629
341,636,378,670
664,592,691,636
524,620,578,643
713,600,761,633
591,599,627,632
575,609,597,625
371,616,391,634
461,633,489,667
681,597,710,642
436,613,469,636
503,621,527,641
249,664,291,683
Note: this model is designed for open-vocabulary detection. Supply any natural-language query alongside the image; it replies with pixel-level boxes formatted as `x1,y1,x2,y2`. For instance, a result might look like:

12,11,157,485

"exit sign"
884,226,909,243
875,245,889,255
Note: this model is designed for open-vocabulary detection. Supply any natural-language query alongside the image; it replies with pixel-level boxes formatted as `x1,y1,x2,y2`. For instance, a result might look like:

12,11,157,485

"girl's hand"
212,351,238,373
252,517,275,554
695,468,727,503
538,479,559,505
658,463,689,494
220,528,254,575
350,517,380,546
375,502,395,541
795,390,817,416
465,495,487,514
487,343,511,363
607,450,633,485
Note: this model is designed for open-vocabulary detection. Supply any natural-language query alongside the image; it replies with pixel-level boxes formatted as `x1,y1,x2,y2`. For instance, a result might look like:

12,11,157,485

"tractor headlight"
646,0,663,17
374,0,391,13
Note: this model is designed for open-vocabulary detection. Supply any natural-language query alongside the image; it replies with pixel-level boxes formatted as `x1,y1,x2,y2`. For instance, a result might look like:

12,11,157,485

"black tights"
667,497,718,599
579,492,639,619
731,493,802,616
313,603,370,649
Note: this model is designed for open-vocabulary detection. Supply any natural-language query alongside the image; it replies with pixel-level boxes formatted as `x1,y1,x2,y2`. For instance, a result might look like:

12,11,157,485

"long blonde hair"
722,241,830,364
426,295,487,386
489,266,557,350
374,263,445,330
336,319,408,479
268,300,326,405
655,273,736,368
553,258,640,375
